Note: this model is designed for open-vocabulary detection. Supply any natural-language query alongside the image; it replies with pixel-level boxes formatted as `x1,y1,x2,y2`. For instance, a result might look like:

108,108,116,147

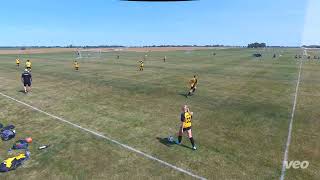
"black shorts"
183,127,191,131
24,81,31,86
190,86,196,90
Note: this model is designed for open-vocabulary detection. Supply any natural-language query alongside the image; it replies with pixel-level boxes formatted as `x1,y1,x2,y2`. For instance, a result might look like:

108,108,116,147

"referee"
21,69,32,93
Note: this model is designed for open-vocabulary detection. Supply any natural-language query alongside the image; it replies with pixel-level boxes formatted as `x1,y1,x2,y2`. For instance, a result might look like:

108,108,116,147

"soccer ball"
167,136,174,143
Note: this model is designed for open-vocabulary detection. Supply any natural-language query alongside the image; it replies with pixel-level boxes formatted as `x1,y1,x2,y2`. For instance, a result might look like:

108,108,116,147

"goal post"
75,49,102,59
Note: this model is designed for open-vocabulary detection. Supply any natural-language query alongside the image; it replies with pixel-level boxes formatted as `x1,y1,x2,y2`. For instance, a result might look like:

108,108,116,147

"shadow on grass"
156,137,193,150
178,92,188,98
156,137,173,147
18,90,26,94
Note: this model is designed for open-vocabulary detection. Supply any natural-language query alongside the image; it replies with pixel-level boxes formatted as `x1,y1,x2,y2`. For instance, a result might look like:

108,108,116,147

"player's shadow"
156,137,193,150
18,90,26,94
178,92,187,98
157,137,173,147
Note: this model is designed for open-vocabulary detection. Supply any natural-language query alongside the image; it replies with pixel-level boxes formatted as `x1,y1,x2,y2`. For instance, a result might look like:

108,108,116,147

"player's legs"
187,87,194,96
192,86,197,93
177,127,183,144
27,82,32,92
23,81,31,93
23,82,27,93
187,129,196,150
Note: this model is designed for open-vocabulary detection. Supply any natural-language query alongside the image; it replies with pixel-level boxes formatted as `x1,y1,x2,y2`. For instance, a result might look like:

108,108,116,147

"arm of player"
180,113,185,133
181,122,184,133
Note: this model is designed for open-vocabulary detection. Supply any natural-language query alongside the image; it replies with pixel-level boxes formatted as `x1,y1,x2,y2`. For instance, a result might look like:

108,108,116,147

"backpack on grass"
0,151,30,172
0,125,16,141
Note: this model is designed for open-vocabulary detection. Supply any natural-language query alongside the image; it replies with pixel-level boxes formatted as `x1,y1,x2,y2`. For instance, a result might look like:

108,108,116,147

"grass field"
0,48,319,180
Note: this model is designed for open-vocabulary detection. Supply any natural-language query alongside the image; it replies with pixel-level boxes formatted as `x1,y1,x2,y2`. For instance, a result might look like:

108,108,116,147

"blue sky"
0,0,315,46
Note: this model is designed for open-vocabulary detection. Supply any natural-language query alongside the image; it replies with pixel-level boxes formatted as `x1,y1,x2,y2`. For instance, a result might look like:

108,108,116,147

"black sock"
189,137,195,147
178,136,182,143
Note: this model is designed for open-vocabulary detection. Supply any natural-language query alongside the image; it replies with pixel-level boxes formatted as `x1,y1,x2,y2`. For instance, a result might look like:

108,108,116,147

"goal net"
75,49,102,59
303,49,308,57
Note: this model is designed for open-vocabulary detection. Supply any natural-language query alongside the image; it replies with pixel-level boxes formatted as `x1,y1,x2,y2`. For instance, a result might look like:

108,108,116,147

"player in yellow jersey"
139,60,144,71
186,75,198,97
177,105,196,150
74,60,79,70
16,58,20,67
25,60,32,71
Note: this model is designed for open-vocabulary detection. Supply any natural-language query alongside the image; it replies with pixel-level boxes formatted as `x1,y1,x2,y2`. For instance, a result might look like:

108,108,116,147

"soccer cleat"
175,140,181,145
192,146,197,150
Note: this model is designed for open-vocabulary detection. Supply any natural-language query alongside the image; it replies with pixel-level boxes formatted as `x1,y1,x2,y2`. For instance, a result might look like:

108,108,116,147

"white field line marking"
0,92,206,180
280,60,303,180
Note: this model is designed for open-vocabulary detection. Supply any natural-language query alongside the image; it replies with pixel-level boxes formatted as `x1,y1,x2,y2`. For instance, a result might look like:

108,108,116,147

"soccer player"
25,60,32,71
139,60,144,71
186,75,198,97
74,61,79,70
163,56,166,62
21,69,32,93
177,105,196,150
16,58,20,67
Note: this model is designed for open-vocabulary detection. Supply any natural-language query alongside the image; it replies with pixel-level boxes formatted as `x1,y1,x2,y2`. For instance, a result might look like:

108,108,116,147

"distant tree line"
142,45,225,48
66,45,125,48
302,45,320,48
247,42,266,48
1,43,310,50
9,45,126,50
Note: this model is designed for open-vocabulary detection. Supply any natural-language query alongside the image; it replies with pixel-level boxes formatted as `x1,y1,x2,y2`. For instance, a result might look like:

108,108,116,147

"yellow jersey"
182,112,192,128
74,62,79,68
140,61,144,67
16,59,20,64
26,61,31,68
190,77,197,87
4,153,26,168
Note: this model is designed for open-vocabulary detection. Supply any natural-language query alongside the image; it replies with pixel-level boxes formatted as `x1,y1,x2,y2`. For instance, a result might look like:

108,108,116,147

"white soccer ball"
167,136,174,143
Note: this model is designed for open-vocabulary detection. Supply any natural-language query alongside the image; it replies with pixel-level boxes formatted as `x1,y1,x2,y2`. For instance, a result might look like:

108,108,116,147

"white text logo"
284,161,309,169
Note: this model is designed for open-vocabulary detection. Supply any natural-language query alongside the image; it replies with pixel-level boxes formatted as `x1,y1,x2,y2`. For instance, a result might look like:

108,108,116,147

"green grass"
0,48,318,179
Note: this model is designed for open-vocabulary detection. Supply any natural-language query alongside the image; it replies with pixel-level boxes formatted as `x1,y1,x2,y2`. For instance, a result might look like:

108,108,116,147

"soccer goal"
303,49,308,57
75,49,102,59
